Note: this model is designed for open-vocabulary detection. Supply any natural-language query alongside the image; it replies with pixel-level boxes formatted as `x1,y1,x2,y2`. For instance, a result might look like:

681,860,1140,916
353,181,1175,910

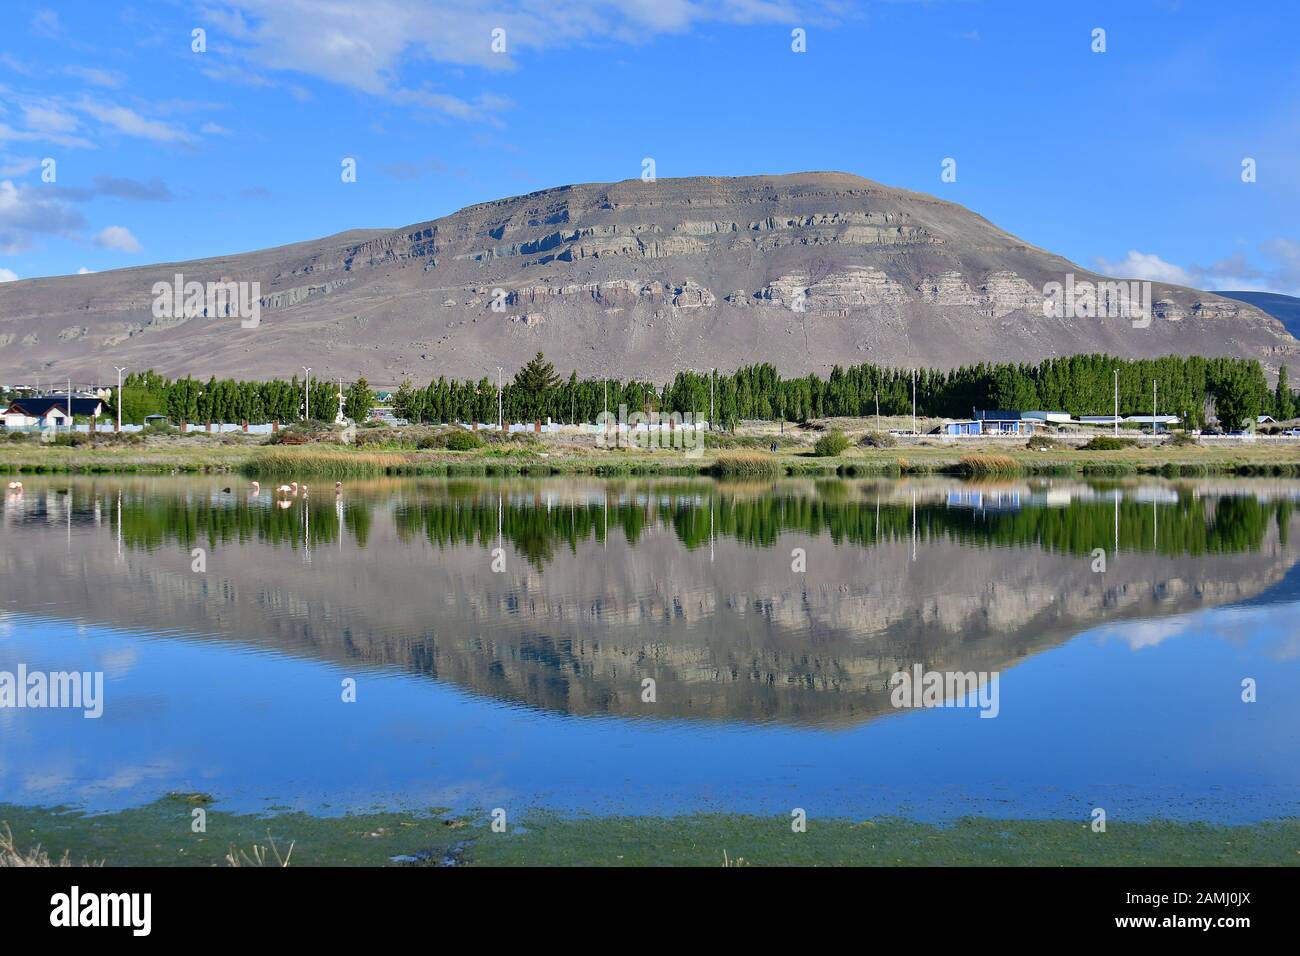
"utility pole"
911,369,917,436
876,390,880,433
67,377,72,431
1153,379,1158,435
496,366,503,430
114,366,127,433
302,367,311,420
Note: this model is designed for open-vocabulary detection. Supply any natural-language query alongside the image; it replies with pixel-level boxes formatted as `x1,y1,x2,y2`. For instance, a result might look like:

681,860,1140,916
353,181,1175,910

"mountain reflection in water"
2,476,1296,724
1,476,1298,819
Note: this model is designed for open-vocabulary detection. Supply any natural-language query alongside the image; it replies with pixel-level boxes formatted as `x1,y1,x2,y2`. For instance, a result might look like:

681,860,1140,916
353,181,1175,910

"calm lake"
2,476,1298,823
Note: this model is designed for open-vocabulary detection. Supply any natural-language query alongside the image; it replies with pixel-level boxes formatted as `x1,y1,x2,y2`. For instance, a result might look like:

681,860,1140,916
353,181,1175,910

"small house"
1020,411,1072,425
973,410,1046,435
2,395,104,429
1123,414,1180,431
942,420,982,436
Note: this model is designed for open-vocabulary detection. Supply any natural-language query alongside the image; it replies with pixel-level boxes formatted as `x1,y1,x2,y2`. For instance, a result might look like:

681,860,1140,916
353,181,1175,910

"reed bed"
241,448,411,477
709,451,782,478
954,454,1023,477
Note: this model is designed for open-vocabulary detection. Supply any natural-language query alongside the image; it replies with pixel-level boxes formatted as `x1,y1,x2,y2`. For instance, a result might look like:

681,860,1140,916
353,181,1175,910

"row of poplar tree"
115,353,1293,430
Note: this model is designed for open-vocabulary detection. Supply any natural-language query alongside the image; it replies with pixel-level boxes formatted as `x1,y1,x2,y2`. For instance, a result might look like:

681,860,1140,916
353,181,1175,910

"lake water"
1,476,1298,823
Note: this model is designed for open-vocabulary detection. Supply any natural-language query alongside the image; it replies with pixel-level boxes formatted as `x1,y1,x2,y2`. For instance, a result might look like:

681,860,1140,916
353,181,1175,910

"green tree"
1275,365,1294,420
1212,362,1263,430
392,379,418,423
513,352,561,420
344,377,375,422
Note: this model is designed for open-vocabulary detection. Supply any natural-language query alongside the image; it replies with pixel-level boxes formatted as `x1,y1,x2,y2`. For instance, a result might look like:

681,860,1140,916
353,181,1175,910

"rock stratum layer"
2,172,1296,384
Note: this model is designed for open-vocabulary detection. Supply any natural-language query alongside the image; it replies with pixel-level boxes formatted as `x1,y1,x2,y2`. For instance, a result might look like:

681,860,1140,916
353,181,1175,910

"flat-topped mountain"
1,172,1295,385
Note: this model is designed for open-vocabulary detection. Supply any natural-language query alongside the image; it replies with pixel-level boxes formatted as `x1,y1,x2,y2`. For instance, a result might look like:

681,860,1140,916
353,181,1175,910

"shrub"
444,429,484,451
1165,431,1198,446
813,430,849,457
859,431,897,448
270,420,346,445
1025,435,1066,450
1080,435,1137,451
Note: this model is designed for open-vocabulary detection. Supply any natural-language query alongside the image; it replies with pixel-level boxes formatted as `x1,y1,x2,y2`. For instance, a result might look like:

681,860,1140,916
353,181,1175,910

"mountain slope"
1214,290,1300,342
1,172,1296,386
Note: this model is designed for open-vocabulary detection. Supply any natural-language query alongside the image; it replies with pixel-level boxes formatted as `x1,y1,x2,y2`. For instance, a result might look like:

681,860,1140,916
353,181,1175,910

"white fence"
6,422,278,435
451,419,711,435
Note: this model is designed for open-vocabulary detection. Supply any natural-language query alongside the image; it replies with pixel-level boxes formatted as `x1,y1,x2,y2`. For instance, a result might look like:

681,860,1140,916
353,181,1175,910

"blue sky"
1,0,1297,292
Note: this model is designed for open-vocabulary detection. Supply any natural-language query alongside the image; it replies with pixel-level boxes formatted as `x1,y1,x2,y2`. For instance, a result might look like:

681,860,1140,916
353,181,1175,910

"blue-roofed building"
970,410,1048,435
2,395,105,429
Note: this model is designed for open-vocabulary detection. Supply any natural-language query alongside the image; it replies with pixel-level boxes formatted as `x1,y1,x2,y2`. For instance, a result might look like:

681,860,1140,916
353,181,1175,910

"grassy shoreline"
2,798,1295,866
5,436,1300,479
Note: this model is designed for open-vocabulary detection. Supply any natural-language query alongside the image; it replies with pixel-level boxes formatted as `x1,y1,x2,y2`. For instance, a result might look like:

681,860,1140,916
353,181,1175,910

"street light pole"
496,366,503,430
302,367,311,420
114,366,127,433
1114,369,1119,436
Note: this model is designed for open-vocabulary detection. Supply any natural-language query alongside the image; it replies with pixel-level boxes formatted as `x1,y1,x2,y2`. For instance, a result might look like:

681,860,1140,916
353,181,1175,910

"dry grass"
0,822,96,867
225,833,295,867
243,448,410,477
957,454,1023,476
710,451,782,477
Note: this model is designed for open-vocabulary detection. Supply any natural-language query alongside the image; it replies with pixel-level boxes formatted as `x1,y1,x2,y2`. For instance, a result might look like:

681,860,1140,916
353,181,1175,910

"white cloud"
93,224,142,253
0,178,85,253
76,266,93,274
0,119,94,149
1093,250,1193,285
0,267,18,282
22,104,78,134
0,155,40,177
30,9,60,38
75,100,191,143
202,0,818,118
1096,241,1300,296
64,65,125,89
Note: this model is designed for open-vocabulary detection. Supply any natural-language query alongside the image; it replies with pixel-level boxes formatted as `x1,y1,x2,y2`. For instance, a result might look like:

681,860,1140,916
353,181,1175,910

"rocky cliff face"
1,172,1295,385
